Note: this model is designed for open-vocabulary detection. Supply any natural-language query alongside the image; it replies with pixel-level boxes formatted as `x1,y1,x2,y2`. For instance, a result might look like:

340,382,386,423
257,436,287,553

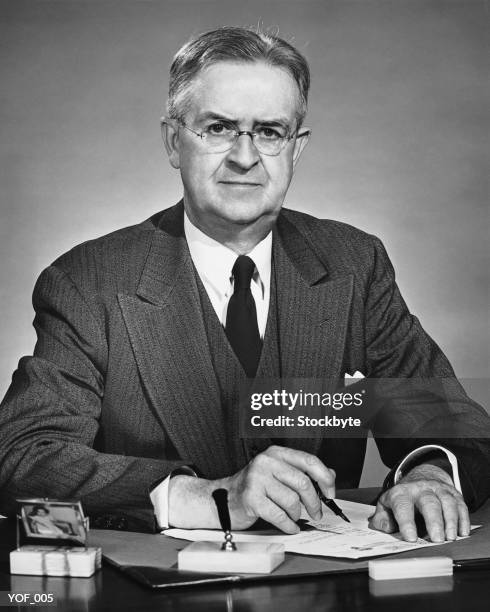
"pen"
311,480,351,523
453,558,490,571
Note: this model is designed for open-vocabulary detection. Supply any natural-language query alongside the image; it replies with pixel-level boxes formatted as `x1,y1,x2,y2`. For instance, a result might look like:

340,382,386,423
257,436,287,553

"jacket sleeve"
0,265,188,532
364,236,490,510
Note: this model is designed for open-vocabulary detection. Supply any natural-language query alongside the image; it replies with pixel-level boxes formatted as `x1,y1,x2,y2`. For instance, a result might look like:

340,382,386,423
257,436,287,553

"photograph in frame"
18,499,87,542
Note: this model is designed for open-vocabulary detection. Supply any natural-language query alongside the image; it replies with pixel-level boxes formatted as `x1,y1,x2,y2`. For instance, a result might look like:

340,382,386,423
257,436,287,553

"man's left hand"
368,463,470,542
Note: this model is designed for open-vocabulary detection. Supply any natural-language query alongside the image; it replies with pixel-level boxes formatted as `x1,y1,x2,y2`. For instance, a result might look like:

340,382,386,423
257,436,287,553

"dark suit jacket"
1,202,489,531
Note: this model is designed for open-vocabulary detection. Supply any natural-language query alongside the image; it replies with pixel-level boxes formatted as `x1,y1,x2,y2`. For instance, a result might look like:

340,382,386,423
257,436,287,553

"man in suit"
1,27,489,541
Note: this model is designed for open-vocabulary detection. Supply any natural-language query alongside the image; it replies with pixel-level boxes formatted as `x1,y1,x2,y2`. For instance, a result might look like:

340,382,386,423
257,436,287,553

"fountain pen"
311,480,351,523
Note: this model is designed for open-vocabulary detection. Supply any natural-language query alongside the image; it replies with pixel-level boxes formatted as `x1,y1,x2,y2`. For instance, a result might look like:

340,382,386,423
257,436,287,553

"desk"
1,489,489,612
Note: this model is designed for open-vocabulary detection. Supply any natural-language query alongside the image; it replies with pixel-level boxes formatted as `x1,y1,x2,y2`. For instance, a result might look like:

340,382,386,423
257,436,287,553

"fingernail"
380,520,389,531
315,509,323,521
447,529,456,541
326,488,336,499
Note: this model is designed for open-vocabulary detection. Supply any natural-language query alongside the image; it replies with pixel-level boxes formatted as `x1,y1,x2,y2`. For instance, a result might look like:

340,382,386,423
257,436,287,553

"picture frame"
17,499,87,543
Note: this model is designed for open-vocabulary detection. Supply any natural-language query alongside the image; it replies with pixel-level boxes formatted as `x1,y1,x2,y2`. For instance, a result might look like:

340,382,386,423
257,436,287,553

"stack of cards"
10,545,102,578
368,556,453,580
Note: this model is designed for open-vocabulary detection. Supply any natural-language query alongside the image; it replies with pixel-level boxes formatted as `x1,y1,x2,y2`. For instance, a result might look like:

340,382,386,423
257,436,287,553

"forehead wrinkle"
194,110,291,126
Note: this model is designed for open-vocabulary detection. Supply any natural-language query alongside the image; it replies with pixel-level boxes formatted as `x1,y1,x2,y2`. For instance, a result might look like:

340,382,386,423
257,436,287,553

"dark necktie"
225,255,262,377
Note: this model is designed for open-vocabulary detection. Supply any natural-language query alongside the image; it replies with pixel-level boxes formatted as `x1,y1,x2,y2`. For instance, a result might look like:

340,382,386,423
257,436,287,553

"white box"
178,541,285,574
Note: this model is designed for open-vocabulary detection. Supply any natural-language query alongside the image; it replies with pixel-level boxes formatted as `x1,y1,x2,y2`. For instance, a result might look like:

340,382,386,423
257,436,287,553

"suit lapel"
118,203,232,478
274,214,354,379
273,214,354,455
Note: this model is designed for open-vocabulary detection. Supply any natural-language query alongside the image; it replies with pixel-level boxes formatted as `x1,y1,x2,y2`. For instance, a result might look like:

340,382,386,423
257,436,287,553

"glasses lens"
255,126,289,156
203,125,236,152
254,138,285,156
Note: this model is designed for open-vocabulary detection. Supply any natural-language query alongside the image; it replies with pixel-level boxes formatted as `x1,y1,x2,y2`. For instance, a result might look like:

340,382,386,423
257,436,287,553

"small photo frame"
18,499,87,543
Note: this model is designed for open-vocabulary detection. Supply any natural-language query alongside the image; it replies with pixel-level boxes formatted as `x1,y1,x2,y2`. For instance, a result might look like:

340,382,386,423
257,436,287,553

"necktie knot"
232,255,255,292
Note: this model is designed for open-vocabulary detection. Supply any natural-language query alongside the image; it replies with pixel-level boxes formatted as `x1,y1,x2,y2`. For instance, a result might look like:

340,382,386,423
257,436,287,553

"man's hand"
219,445,336,533
168,446,335,534
368,463,470,542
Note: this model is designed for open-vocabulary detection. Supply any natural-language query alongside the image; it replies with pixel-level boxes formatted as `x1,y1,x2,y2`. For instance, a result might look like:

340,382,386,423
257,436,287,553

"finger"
384,491,418,542
272,467,322,521
258,497,300,534
266,478,302,523
456,498,470,537
251,452,322,520
316,467,336,502
415,492,444,542
368,502,397,533
268,446,336,498
439,493,459,541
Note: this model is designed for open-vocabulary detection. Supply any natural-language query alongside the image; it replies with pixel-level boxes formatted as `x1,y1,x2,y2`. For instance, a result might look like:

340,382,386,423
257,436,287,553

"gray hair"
167,26,310,127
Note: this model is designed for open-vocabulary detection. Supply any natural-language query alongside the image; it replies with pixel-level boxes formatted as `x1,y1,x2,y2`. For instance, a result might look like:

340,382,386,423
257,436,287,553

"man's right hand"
168,446,336,534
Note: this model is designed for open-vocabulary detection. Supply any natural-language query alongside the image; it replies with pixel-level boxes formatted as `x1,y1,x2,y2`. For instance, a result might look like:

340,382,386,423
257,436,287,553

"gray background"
1,0,488,486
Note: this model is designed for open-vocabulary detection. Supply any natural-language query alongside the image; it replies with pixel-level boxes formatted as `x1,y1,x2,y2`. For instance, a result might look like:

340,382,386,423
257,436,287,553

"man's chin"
221,206,274,227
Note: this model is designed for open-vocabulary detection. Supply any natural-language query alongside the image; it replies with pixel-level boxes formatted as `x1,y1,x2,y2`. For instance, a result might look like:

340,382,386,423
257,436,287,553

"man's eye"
257,127,283,140
206,123,230,135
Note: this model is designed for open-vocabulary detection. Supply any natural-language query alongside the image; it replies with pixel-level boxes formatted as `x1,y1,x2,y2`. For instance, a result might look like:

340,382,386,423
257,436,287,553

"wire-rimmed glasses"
174,119,301,156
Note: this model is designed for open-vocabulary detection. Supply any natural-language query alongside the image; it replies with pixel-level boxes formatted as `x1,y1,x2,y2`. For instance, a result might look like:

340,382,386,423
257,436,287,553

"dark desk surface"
1,489,489,612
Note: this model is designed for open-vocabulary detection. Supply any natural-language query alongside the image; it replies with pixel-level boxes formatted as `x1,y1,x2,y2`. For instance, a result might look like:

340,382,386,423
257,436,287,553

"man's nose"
226,133,261,169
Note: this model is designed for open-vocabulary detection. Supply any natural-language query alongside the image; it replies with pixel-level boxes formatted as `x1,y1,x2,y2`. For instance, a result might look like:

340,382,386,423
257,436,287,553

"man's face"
164,61,309,237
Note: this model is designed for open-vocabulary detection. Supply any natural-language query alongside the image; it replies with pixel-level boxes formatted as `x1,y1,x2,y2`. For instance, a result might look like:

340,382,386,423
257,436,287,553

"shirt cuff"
393,444,462,494
150,466,198,530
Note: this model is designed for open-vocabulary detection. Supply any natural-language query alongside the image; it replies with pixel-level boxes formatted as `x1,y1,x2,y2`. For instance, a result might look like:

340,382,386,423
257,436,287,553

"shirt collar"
184,212,272,297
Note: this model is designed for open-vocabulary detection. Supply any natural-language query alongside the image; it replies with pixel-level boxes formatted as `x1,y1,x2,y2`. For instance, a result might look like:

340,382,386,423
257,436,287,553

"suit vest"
193,261,280,473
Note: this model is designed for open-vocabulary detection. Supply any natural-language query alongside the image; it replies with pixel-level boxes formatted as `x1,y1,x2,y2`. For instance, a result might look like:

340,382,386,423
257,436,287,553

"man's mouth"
219,181,262,187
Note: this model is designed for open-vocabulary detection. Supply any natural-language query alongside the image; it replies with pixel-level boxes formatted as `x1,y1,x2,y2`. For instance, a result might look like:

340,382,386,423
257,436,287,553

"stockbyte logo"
250,414,363,429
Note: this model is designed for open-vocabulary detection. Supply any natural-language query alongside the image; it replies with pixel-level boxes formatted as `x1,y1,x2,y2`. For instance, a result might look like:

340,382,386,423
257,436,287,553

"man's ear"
161,118,181,169
292,128,311,170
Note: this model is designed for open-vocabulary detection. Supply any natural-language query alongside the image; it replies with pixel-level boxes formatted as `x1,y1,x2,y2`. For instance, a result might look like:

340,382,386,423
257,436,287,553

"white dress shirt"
150,213,460,529
183,212,272,337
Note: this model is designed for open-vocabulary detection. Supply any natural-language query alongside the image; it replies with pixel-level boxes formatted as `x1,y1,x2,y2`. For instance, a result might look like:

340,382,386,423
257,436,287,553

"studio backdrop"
1,0,488,485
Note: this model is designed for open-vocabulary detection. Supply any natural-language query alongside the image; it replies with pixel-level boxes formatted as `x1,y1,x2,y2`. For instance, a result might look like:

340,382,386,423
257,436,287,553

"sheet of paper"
164,498,475,560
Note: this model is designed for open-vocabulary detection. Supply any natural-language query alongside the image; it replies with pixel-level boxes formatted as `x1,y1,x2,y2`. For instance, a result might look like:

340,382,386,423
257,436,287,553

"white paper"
163,499,475,560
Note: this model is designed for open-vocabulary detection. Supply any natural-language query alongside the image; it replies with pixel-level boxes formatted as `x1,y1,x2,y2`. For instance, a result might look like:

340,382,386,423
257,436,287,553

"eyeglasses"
176,120,299,156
